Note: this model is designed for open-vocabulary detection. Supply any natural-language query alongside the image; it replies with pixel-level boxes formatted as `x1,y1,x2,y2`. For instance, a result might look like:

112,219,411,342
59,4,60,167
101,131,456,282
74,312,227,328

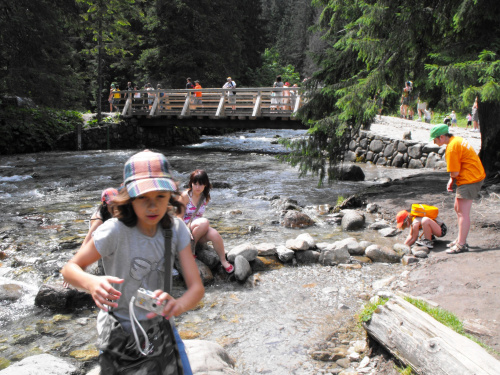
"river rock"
0,354,77,375
285,238,309,251
341,211,365,231
234,255,252,281
369,139,384,153
282,211,314,228
425,152,442,168
402,255,419,265
295,250,320,263
319,247,350,265
35,284,95,311
250,256,282,271
276,245,295,263
296,233,316,249
408,159,424,169
333,237,364,255
255,243,277,256
359,241,373,250
366,203,378,213
393,243,411,256
227,243,258,262
411,245,430,254
196,246,220,269
368,221,390,230
185,339,237,374
408,144,422,159
0,284,23,302
378,227,399,237
365,245,401,263
336,164,365,181
196,259,214,285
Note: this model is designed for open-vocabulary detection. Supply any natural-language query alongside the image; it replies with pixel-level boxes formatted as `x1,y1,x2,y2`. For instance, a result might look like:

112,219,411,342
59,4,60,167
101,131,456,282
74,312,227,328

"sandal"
446,239,468,248
446,243,469,254
223,263,234,274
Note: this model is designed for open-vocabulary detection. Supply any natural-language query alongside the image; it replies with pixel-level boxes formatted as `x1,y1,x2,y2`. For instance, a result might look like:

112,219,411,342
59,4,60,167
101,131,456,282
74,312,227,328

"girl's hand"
146,290,186,320
88,275,124,312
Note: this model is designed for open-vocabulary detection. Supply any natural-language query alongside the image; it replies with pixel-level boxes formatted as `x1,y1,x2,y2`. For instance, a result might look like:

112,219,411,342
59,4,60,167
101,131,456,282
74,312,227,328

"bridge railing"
113,87,304,119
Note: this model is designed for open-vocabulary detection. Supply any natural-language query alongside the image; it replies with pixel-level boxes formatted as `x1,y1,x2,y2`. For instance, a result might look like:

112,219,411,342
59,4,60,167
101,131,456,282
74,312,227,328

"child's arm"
404,221,420,246
176,192,189,220
151,245,204,320
81,216,103,247
61,239,123,311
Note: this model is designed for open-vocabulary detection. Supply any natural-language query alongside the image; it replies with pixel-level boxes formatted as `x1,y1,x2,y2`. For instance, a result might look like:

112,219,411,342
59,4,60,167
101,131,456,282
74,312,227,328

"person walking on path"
177,169,234,274
471,97,480,132
430,124,486,254
223,77,237,111
193,80,202,109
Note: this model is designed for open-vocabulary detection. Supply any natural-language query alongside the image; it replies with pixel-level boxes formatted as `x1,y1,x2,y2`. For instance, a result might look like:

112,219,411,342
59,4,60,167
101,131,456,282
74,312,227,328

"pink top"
183,192,207,224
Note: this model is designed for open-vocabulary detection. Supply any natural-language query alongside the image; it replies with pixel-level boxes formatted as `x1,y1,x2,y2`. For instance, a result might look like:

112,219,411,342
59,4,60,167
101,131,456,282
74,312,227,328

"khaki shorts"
456,179,484,200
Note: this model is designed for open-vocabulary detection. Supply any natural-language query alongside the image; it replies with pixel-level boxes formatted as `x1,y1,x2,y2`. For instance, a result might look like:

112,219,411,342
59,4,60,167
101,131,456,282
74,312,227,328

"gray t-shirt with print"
93,217,191,331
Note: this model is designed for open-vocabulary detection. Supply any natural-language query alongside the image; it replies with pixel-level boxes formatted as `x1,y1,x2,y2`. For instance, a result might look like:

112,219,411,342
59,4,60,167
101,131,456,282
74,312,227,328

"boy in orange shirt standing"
430,124,486,253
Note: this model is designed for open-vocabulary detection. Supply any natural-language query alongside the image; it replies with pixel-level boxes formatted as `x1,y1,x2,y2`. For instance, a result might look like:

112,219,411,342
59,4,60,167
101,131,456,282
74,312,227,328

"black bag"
97,226,183,374
97,314,183,375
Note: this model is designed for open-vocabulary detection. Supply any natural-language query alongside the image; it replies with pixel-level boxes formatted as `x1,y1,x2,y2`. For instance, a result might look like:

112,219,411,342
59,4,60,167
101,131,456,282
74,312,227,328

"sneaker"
416,239,434,249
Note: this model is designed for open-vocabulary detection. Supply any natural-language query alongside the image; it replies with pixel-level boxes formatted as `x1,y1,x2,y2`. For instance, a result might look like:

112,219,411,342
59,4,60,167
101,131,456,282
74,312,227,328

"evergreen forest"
1,0,499,176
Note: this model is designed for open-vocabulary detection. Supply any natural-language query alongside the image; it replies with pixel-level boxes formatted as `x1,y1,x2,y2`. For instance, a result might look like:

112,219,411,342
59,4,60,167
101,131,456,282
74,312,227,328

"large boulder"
335,164,365,181
282,211,315,228
341,211,365,231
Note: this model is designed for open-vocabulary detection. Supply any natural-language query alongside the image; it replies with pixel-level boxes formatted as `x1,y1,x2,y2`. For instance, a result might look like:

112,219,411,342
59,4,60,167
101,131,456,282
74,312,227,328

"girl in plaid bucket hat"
62,150,204,374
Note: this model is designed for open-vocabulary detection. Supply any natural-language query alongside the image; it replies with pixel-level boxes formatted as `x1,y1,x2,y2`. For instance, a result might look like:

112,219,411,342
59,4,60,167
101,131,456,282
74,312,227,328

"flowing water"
0,129,423,373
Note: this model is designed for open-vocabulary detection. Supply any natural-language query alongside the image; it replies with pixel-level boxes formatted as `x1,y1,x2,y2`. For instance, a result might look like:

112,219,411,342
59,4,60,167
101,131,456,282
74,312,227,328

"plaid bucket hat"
123,150,177,198
101,187,119,204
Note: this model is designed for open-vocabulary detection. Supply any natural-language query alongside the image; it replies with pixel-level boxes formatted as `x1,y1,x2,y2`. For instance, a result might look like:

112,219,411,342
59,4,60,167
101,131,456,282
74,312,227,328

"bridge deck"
112,87,305,128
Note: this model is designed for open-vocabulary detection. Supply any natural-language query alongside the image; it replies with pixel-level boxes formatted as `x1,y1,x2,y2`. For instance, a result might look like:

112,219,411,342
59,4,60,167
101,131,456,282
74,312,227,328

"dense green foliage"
284,0,500,179
0,107,82,154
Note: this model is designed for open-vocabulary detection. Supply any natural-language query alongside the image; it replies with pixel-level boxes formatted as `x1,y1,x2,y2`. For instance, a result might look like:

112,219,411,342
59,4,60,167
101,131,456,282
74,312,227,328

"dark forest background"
1,0,499,176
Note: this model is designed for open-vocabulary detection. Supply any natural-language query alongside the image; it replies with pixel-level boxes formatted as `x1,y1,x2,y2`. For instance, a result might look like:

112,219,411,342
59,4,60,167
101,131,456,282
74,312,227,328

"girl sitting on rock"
177,169,234,274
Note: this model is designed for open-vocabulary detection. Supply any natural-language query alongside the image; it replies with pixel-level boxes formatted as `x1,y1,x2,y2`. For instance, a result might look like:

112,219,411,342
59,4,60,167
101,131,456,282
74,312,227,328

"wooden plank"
364,296,500,374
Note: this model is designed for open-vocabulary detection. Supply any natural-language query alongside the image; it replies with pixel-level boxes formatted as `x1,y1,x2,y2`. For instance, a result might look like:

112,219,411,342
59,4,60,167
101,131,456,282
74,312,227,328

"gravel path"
369,116,482,153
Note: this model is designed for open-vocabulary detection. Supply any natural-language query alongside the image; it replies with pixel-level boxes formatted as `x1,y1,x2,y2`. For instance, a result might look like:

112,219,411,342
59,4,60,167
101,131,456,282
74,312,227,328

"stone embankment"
345,116,482,169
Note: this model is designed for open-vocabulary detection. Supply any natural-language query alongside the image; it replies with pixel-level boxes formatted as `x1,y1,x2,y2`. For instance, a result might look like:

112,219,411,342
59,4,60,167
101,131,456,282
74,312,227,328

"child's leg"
421,217,442,239
198,227,231,269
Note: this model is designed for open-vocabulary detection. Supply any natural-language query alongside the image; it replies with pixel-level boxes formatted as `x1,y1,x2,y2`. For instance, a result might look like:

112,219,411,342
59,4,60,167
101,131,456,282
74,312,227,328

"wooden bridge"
112,87,307,129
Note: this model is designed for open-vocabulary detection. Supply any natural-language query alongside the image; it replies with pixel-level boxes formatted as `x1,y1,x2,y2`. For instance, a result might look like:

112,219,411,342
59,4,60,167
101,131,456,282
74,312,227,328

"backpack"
410,204,438,220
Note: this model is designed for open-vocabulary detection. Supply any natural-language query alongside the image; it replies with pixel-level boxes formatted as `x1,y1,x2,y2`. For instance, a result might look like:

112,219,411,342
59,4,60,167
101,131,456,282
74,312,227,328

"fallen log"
364,296,500,374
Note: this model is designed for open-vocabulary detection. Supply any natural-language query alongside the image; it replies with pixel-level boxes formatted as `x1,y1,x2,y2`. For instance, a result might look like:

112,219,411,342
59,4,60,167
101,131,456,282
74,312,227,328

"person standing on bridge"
193,80,202,109
223,77,237,111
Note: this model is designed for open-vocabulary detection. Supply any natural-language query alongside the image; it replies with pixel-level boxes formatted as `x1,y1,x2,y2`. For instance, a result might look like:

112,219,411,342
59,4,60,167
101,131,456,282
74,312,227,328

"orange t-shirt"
445,136,486,185
194,83,202,97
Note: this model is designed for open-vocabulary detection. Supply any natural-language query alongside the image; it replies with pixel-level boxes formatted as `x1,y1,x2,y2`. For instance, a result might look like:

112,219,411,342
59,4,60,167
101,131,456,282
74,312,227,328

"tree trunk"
364,296,500,374
478,100,500,175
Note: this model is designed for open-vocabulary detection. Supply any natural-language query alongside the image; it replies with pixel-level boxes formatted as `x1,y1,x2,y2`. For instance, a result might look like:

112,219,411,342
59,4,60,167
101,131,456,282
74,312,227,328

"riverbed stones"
366,203,378,213
34,284,95,311
0,284,22,302
393,243,411,256
0,354,77,375
365,245,401,263
319,247,350,266
286,238,309,251
296,233,316,249
369,139,384,153
296,250,320,263
276,245,295,263
334,237,365,255
402,255,419,265
336,164,365,181
341,211,365,231
378,227,398,237
282,211,314,228
234,255,252,282
368,220,389,230
255,243,276,256
227,243,258,262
